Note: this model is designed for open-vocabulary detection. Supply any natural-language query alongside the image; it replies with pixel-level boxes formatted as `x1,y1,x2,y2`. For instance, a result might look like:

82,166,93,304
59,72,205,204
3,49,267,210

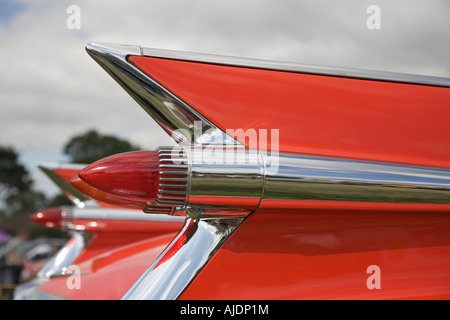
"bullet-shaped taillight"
72,148,190,214
70,177,148,209
71,146,264,216
31,207,64,229
78,151,160,203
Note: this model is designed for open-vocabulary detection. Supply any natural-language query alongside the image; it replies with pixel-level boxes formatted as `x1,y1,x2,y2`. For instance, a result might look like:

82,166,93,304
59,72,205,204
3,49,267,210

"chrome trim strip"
188,146,265,211
122,151,450,300
14,232,86,300
65,206,185,222
147,147,450,216
144,146,266,215
85,43,241,146
13,278,49,300
141,47,450,88
38,162,86,171
38,232,86,279
14,286,68,300
122,216,243,300
82,42,450,301
263,153,450,203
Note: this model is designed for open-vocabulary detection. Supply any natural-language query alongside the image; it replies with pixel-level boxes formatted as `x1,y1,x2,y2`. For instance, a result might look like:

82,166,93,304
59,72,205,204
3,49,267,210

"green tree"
0,145,48,222
63,129,140,164
0,146,32,200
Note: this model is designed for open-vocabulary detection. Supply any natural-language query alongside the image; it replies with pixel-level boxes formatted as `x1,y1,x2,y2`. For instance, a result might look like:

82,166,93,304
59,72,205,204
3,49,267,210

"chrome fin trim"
14,232,86,300
85,42,241,146
141,47,450,88
84,42,450,300
36,232,86,279
14,287,69,300
122,216,243,300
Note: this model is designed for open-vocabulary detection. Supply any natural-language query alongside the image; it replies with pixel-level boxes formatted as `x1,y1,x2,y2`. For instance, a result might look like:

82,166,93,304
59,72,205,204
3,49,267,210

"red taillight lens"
70,177,147,209
31,207,63,229
77,151,160,203
70,149,189,213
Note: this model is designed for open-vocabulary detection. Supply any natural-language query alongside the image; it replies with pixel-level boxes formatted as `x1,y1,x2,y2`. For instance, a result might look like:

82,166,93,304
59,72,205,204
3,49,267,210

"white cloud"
0,0,449,196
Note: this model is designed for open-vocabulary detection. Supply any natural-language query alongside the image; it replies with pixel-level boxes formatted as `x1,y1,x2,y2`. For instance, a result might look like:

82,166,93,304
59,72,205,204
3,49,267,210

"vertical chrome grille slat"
144,147,188,214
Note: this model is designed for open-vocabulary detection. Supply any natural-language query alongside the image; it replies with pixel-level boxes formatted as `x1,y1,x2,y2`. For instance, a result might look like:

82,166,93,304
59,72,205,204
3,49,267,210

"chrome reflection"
188,146,265,211
14,232,85,300
151,146,450,216
38,232,85,278
85,42,240,146
122,215,243,300
263,153,450,203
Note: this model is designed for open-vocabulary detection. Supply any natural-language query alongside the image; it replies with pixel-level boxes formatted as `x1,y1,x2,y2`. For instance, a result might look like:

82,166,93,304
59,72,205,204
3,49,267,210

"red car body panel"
31,219,183,299
52,168,80,183
129,56,450,169
180,202,450,299
23,44,450,300
126,55,450,299
38,234,174,299
24,166,185,299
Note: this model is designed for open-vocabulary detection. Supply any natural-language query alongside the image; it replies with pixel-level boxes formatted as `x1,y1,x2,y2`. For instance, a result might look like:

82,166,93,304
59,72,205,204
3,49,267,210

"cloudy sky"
1,0,449,196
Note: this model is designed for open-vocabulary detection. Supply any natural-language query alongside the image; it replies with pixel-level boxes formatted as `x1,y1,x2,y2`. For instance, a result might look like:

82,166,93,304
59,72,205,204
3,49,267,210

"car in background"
15,163,184,299
21,238,66,282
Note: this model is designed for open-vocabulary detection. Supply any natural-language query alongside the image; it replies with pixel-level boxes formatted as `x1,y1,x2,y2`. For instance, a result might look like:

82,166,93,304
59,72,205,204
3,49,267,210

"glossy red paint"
180,203,450,299
123,55,450,299
31,47,449,300
259,199,450,213
129,56,450,169
53,168,80,183
68,217,184,234
38,233,175,299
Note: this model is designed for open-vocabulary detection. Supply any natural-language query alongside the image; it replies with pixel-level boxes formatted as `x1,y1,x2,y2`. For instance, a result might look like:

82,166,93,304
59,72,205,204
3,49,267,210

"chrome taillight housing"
70,42,450,300
72,146,265,216
71,145,450,218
